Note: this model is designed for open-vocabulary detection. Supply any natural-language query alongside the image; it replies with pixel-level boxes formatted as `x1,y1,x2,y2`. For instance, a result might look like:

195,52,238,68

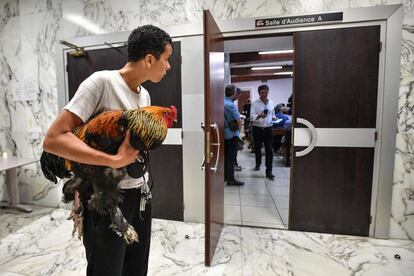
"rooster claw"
110,223,139,244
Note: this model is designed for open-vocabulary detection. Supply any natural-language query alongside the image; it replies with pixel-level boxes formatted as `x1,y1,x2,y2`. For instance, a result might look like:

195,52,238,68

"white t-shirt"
64,70,150,189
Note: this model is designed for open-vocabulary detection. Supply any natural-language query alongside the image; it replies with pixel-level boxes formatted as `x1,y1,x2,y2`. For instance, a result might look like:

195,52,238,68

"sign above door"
255,12,343,28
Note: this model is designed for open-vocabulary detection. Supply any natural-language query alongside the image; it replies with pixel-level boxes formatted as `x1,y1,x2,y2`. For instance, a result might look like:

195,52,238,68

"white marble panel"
0,16,21,84
369,238,414,275
403,0,414,17
0,207,86,275
63,0,140,38
350,0,382,8
0,0,19,19
139,0,203,27
149,219,217,275
267,0,324,16
19,2,62,128
240,0,268,18
398,21,414,134
7,4,64,207
241,227,403,275
391,132,414,240
0,207,413,275
324,0,350,11
210,0,268,20
382,0,404,4
202,225,243,275
0,0,20,137
61,3,85,39
19,0,48,16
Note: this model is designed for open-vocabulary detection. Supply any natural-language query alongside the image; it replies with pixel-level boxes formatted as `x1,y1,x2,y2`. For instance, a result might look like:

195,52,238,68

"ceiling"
224,36,294,83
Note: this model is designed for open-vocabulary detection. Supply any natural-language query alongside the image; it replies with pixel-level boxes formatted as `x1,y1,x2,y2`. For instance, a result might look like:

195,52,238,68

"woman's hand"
111,130,140,169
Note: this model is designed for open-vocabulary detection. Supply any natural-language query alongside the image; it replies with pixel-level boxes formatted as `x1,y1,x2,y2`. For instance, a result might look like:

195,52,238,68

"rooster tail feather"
40,151,72,183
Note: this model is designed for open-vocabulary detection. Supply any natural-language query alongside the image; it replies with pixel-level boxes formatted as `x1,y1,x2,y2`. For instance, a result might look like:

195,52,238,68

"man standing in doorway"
224,84,244,186
251,84,275,180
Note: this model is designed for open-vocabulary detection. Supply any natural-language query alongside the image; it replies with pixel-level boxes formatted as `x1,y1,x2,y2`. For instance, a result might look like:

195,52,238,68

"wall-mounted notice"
255,12,343,28
12,79,38,101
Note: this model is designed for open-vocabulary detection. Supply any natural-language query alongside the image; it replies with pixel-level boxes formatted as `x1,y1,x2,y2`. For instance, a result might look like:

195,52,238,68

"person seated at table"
273,104,290,153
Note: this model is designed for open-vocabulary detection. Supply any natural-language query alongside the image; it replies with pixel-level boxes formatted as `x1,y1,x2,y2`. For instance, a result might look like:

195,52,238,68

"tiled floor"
224,147,290,229
0,206,413,275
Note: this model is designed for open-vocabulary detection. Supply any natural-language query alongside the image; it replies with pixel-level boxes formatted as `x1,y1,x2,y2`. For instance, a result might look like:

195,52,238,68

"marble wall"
0,0,412,239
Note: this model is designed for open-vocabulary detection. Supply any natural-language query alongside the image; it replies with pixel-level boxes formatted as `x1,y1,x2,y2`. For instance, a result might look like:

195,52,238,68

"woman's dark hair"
127,25,172,62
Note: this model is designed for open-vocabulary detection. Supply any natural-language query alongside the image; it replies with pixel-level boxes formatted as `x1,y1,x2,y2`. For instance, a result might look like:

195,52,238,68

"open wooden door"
290,26,381,236
203,10,224,266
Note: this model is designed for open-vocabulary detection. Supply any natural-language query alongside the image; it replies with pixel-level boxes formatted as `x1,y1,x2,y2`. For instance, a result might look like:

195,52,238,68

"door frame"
55,5,403,240
216,5,402,239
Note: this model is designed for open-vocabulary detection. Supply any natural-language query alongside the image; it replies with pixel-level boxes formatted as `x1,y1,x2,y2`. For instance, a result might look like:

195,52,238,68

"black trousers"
83,188,152,276
253,126,273,175
224,136,238,181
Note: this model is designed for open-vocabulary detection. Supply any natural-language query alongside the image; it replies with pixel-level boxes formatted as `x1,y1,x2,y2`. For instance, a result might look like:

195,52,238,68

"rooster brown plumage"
41,105,177,244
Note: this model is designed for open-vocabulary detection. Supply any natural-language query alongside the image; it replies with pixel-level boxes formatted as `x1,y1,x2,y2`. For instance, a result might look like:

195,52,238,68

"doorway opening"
223,35,294,230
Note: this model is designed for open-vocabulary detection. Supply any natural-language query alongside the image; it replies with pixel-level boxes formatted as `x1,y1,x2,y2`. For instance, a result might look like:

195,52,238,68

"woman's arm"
43,110,139,169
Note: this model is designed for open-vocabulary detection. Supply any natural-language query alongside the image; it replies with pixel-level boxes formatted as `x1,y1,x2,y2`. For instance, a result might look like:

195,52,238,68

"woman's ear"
144,54,154,68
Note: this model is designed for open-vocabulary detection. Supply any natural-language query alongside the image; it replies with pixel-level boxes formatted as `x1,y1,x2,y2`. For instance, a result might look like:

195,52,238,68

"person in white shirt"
43,25,172,276
250,84,275,180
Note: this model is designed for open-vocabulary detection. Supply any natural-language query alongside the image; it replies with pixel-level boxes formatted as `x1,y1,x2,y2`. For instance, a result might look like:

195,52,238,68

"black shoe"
266,174,275,180
234,165,242,171
254,165,260,171
227,180,244,186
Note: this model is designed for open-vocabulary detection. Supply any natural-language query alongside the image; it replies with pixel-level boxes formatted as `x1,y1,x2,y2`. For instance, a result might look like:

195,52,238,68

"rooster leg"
108,207,139,244
67,205,83,240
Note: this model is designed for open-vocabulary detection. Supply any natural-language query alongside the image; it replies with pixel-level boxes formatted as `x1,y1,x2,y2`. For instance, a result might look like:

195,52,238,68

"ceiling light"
258,50,294,55
251,66,283,70
274,72,293,75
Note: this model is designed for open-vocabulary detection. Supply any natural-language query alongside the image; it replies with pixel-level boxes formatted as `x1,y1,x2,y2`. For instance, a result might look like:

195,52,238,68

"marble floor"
225,146,290,229
0,206,413,275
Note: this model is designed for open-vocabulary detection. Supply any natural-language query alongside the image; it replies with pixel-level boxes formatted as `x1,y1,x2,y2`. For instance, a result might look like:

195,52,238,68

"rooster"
41,105,177,244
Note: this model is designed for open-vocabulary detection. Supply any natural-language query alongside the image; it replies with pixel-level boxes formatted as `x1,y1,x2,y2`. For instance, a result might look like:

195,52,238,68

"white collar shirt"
250,98,275,127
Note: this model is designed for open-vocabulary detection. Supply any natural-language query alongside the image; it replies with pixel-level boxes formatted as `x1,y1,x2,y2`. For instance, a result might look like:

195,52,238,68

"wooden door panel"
291,26,380,236
204,10,224,266
290,147,374,235
294,27,379,128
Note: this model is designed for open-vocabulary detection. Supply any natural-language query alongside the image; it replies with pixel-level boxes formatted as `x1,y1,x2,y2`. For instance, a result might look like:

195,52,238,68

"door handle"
200,122,220,172
210,123,220,173
201,122,205,170
295,118,317,157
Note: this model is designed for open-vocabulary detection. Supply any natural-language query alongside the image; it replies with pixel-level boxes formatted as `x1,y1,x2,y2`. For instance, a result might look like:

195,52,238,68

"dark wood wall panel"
148,145,183,221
